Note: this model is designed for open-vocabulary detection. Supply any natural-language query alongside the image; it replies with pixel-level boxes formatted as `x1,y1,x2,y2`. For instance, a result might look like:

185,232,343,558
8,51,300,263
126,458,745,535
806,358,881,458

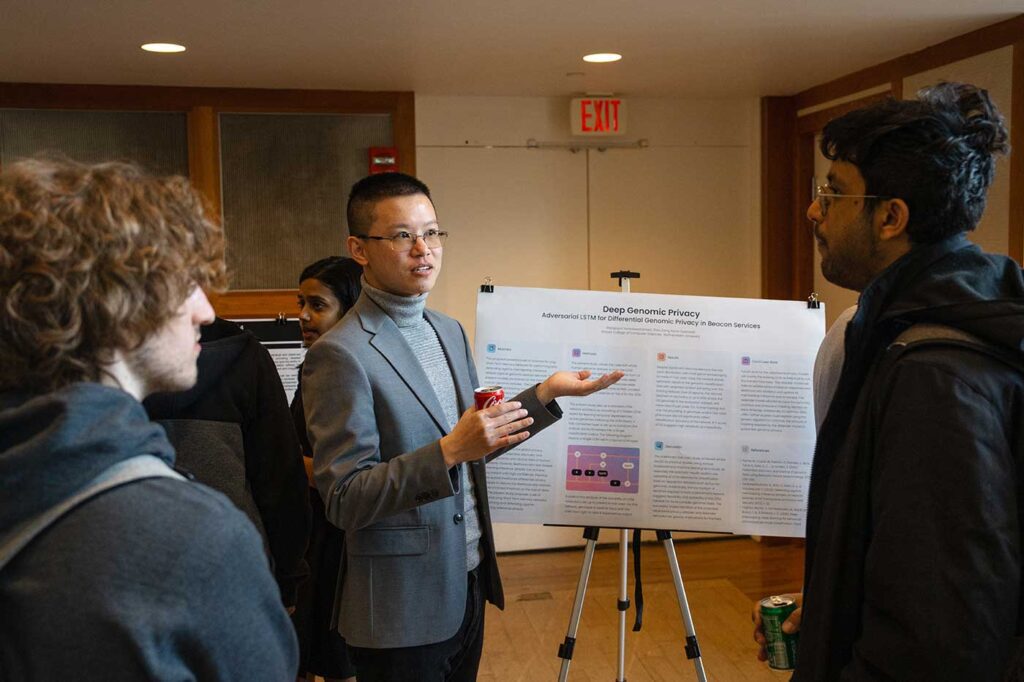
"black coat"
796,236,1024,681
145,317,311,607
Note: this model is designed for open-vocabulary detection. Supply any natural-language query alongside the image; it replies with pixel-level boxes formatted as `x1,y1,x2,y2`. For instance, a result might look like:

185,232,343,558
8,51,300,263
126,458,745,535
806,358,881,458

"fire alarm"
369,146,399,174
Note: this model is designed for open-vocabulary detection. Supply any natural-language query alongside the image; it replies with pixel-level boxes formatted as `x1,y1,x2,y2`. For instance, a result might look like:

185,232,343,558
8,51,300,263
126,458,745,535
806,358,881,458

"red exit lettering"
579,99,621,133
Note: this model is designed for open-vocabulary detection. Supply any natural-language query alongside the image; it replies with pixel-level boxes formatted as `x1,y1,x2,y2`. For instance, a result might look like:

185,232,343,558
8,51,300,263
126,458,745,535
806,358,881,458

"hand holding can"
758,595,800,670
440,392,529,468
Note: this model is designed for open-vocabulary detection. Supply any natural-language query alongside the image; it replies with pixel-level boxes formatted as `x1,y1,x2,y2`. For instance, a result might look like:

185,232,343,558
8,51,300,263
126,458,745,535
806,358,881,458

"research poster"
231,318,306,405
475,287,826,537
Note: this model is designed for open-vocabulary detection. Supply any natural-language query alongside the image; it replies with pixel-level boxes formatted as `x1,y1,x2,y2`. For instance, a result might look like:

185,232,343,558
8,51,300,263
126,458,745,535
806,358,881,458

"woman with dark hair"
296,257,364,349
292,256,362,682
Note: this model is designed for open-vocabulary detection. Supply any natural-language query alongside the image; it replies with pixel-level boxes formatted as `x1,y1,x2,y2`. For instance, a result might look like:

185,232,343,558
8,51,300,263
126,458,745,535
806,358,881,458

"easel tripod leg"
558,527,600,682
658,530,707,682
617,529,629,682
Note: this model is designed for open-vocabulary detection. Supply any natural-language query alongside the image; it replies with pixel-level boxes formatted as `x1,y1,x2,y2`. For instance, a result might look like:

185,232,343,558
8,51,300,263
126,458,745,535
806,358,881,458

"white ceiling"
1,1,1020,98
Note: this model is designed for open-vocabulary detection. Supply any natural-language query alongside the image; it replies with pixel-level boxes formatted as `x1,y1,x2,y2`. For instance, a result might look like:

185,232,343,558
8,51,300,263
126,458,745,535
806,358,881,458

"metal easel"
556,270,708,682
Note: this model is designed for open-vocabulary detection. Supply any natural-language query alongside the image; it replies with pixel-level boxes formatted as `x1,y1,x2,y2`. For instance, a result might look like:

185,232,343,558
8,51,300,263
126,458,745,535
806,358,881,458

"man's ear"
348,235,370,267
877,198,910,243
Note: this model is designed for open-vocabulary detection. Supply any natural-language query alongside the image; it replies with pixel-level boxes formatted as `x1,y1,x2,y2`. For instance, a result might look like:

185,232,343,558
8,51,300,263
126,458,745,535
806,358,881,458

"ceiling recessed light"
141,43,186,53
583,53,621,63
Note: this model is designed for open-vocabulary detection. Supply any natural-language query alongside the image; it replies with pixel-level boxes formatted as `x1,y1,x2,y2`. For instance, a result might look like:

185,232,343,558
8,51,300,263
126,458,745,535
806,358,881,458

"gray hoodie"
0,383,298,680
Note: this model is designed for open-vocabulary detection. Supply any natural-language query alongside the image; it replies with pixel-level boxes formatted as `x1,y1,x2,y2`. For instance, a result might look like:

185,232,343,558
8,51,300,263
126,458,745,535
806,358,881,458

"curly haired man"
0,158,298,680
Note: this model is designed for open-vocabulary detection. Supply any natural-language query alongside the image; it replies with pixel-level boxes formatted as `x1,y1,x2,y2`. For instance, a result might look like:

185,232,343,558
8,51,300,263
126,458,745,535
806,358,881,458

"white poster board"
475,287,825,538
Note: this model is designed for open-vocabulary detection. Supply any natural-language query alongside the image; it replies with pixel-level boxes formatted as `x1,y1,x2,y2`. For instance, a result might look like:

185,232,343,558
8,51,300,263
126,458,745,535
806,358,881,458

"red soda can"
474,386,505,410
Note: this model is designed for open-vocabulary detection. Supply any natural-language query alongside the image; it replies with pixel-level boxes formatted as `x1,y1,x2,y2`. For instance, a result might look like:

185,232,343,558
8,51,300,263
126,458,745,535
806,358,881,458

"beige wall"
417,96,761,347
416,94,761,551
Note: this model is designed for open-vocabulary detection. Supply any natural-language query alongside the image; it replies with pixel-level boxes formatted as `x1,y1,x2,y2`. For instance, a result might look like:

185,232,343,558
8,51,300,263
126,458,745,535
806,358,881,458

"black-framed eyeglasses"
815,184,888,218
355,228,448,252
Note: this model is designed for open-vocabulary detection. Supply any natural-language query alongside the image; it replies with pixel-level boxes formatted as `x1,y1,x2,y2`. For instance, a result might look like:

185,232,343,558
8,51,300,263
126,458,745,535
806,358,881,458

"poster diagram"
566,445,640,493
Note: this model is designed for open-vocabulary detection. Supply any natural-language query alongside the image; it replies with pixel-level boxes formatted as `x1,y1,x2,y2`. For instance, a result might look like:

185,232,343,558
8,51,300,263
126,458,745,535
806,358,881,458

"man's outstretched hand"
535,369,625,405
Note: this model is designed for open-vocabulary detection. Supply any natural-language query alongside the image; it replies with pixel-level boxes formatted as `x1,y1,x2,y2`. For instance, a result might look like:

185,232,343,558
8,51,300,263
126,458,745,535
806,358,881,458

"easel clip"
611,270,640,288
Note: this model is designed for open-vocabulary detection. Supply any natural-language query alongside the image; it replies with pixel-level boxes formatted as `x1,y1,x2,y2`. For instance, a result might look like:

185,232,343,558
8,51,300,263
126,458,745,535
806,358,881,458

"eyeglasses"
814,184,887,218
355,228,448,252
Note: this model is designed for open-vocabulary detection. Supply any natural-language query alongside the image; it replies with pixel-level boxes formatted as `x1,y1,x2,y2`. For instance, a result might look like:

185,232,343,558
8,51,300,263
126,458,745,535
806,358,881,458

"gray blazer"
302,293,561,649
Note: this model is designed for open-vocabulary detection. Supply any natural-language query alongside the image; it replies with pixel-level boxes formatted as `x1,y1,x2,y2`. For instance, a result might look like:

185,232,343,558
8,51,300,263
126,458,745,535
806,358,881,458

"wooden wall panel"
793,133,816,299
207,290,298,320
0,82,415,317
795,15,1024,110
395,91,416,176
796,90,893,135
0,82,413,113
890,78,904,100
1011,41,1024,264
187,106,221,219
760,96,797,300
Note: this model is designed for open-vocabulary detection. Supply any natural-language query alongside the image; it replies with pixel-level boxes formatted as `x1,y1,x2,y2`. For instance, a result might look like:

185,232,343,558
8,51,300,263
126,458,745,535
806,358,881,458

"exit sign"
571,97,627,136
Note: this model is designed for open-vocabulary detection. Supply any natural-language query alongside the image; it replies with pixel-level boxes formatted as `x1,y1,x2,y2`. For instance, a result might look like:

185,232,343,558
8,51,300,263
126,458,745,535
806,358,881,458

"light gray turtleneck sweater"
362,279,483,572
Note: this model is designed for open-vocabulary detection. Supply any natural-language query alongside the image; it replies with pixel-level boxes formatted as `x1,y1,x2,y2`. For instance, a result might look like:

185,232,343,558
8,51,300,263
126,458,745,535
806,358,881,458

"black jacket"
145,317,311,607
0,383,298,680
796,235,1024,681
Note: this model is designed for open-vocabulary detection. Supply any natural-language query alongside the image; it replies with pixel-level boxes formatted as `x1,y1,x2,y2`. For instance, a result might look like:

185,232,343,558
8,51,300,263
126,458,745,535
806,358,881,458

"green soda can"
760,595,798,670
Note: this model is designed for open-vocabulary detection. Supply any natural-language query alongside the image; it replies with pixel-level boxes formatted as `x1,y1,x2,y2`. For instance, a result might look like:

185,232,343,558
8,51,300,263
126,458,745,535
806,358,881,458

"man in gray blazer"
302,172,622,681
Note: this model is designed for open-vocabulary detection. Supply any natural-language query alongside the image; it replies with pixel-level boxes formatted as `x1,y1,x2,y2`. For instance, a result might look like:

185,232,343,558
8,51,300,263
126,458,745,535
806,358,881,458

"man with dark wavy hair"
754,82,1024,680
0,158,299,680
